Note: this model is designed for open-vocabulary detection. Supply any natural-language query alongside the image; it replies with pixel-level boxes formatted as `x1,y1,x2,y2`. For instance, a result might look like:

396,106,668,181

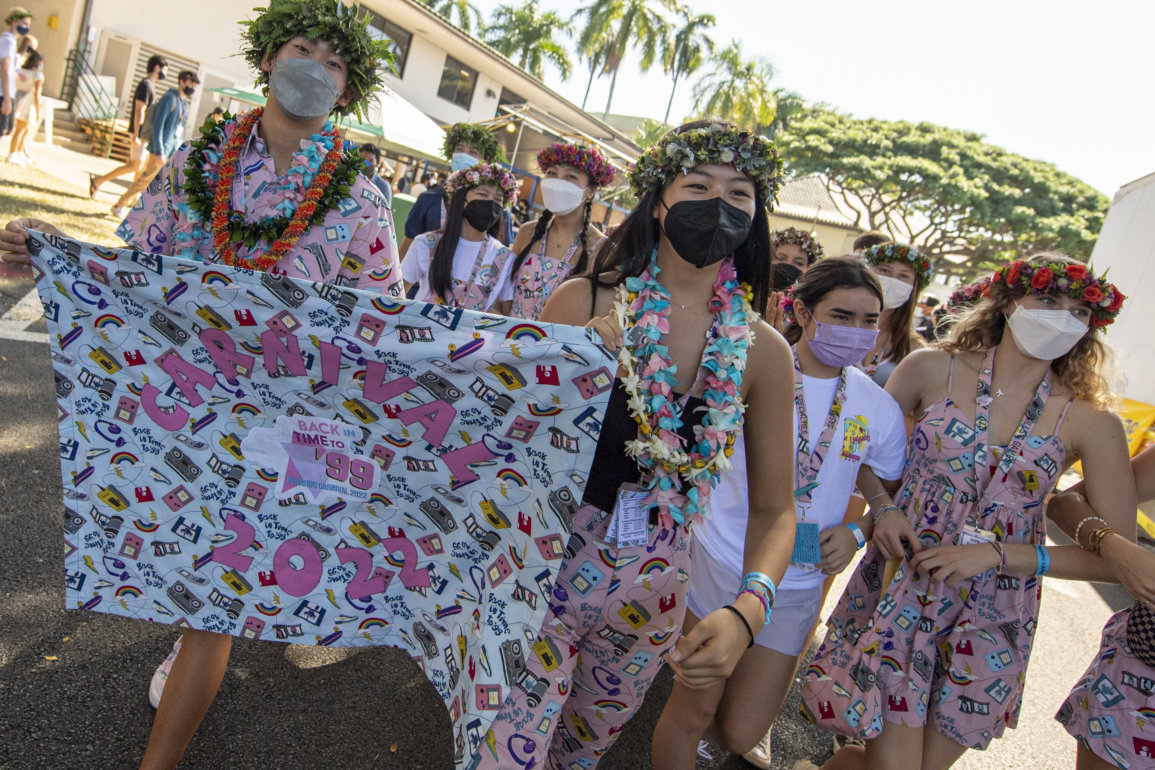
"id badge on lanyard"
791,352,846,570
606,483,651,548
791,514,822,569
955,523,997,582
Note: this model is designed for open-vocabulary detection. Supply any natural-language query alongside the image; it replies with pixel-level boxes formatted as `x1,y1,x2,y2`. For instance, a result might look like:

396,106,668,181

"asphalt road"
0,262,1140,770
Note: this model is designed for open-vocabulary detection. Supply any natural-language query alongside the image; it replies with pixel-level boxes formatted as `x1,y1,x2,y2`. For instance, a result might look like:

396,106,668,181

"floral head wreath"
445,162,520,208
241,0,392,121
537,142,615,188
628,123,784,204
862,243,934,291
442,123,506,164
779,284,801,326
772,227,824,263
946,279,990,315
988,259,1125,328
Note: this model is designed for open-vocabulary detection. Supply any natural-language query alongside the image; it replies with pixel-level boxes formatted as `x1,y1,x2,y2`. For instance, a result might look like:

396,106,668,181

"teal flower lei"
177,111,360,261
612,251,754,525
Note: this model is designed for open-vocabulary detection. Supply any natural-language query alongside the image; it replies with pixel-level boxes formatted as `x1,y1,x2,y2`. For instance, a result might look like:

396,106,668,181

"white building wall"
386,34,501,126
1088,172,1155,404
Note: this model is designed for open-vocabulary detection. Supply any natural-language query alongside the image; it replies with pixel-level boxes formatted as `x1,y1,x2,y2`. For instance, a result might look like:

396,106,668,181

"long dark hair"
508,198,595,283
880,283,919,363
21,51,42,71
580,123,771,314
784,256,884,345
428,188,503,303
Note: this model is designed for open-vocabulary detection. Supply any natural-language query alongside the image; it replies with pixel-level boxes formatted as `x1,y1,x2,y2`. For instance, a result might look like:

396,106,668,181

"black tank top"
582,378,706,512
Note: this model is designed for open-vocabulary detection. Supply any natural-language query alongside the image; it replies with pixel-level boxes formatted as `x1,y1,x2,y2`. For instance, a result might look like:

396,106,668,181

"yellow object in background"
1070,398,1155,540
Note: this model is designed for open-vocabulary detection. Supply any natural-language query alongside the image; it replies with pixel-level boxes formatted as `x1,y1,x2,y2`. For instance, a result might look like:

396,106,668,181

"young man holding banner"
1,1,399,765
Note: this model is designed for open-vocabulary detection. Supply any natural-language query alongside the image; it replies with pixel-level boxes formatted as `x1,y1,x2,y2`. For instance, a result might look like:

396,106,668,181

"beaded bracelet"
738,571,777,626
989,540,1006,574
846,522,866,550
1074,515,1109,551
871,504,902,525
1035,544,1051,576
722,604,756,648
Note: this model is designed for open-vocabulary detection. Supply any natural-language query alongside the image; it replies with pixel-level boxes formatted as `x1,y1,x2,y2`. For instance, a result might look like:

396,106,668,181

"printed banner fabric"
28,232,614,766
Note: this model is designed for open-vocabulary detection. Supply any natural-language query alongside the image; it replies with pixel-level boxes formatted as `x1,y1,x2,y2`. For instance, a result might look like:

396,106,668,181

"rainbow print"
384,550,405,568
640,558,670,576
557,680,570,696
382,434,412,448
133,519,159,532
508,546,525,569
110,451,139,466
115,585,143,598
368,492,393,509
594,699,628,712
649,628,674,646
879,656,903,674
919,529,942,546
806,664,828,679
351,369,366,383
201,270,232,286
449,337,485,361
239,339,263,355
497,468,527,487
255,602,282,616
598,548,618,569
366,265,396,284
91,245,119,260
95,314,125,329
232,403,261,417
527,402,562,417
1136,707,1155,721
358,617,389,631
505,323,546,341
189,411,217,434
256,468,278,482
126,381,143,396
371,297,405,315
947,669,973,685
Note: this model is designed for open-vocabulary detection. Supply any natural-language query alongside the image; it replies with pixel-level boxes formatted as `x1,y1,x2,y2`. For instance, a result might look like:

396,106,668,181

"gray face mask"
269,58,340,122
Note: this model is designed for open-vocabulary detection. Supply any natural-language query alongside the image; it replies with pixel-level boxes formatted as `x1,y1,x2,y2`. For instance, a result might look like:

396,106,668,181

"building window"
498,88,526,109
438,55,477,110
363,9,411,77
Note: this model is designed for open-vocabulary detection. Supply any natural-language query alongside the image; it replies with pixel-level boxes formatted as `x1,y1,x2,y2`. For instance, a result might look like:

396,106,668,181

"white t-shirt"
0,32,17,98
694,364,908,592
399,232,510,311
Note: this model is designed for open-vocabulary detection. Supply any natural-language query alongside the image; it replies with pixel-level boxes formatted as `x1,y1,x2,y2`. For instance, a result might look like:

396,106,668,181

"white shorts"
687,541,824,656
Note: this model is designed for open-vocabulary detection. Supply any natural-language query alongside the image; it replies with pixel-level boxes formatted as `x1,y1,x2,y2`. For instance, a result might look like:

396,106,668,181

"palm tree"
576,27,613,110
764,88,808,138
633,117,671,148
485,2,573,80
419,0,484,36
574,0,677,121
661,8,715,124
691,41,777,131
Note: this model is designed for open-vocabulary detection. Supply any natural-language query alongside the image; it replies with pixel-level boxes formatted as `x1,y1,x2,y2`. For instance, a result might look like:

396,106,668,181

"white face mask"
875,274,913,309
1004,303,1088,360
539,178,586,216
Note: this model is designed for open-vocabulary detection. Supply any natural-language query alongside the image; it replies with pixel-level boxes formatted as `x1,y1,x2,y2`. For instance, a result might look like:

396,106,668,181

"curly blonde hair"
938,253,1118,410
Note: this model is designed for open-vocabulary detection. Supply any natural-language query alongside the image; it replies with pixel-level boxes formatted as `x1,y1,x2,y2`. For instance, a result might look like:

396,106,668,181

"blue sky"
472,0,1154,196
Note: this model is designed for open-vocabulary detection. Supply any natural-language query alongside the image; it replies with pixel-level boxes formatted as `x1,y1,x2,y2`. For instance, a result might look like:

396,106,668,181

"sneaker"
148,636,183,709
742,727,772,770
5,152,27,166
110,206,126,220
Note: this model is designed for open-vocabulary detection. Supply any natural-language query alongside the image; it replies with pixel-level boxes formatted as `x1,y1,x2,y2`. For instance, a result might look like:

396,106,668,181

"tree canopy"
485,2,573,80
776,109,1109,272
691,41,776,132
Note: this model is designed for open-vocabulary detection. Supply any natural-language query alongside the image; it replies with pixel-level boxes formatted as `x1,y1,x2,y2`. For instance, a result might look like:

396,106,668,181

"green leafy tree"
419,0,484,35
485,2,572,80
661,8,715,124
691,41,776,131
633,117,671,148
574,0,676,121
576,26,612,110
764,88,807,139
777,109,1109,274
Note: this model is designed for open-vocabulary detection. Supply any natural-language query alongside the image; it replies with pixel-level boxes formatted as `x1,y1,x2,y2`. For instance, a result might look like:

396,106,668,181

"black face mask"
182,86,196,97
661,197,752,268
463,199,502,233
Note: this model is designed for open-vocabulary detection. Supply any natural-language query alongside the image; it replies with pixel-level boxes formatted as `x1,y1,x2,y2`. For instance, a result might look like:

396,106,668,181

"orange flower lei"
210,108,344,271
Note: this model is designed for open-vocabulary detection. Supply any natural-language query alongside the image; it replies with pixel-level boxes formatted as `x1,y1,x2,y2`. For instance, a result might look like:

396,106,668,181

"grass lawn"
0,162,122,247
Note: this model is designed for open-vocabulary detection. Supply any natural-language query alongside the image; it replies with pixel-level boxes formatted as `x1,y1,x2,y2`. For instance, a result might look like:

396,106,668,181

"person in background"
4,47,39,164
859,243,931,386
89,55,168,198
399,161,517,311
499,141,614,319
208,107,224,123
772,226,824,272
399,122,511,257
15,29,33,56
109,69,199,218
915,295,941,340
409,172,431,197
358,142,392,206
0,6,32,142
851,229,892,255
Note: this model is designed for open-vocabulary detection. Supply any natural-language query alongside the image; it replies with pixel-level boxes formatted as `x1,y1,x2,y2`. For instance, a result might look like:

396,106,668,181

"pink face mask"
804,319,879,368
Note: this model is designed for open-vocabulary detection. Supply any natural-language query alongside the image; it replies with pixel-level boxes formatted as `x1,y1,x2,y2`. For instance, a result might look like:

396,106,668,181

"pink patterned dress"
802,350,1073,750
508,222,604,320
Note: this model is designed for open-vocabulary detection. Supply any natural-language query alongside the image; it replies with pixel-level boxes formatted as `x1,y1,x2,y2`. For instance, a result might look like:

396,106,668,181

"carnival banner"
28,232,614,766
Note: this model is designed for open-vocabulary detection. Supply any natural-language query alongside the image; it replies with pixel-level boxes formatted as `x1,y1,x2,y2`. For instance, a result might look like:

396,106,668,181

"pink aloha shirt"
116,116,402,296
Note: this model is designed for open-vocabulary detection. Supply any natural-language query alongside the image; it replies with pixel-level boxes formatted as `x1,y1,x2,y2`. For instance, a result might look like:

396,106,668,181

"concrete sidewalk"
2,134,135,207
